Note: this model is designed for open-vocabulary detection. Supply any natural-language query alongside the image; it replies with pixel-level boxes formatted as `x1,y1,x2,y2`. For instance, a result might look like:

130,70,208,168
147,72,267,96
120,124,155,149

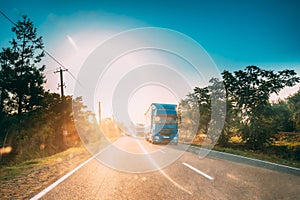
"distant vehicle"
135,123,145,137
145,103,178,144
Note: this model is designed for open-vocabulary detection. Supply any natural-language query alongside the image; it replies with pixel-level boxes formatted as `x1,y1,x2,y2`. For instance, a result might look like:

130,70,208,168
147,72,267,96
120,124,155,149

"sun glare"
66,35,79,51
128,84,178,124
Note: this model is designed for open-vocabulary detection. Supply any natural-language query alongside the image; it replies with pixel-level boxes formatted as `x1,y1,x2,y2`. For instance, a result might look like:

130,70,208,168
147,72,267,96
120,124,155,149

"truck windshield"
154,114,177,124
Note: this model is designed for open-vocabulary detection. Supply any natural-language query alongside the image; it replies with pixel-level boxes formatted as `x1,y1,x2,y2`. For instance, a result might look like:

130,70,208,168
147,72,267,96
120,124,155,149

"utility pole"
54,67,68,100
54,67,68,138
98,101,101,125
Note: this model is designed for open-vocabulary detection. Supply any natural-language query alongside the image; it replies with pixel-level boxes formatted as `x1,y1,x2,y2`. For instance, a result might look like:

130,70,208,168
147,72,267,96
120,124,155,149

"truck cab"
145,103,178,144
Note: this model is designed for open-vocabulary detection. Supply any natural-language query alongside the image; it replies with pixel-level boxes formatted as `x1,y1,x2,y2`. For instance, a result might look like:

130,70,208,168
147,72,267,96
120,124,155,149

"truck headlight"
154,136,159,140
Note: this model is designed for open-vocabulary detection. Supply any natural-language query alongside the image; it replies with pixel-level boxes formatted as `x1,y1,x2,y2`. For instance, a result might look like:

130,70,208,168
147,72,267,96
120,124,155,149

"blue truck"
145,103,178,144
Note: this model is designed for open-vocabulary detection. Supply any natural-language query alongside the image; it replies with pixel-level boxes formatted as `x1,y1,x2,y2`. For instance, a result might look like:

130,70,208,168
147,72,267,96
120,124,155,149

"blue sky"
1,0,300,121
1,0,300,68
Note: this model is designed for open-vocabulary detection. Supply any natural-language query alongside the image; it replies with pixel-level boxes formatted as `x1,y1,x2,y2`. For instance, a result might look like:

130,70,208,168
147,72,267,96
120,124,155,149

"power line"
0,10,83,88
0,10,16,26
43,49,82,86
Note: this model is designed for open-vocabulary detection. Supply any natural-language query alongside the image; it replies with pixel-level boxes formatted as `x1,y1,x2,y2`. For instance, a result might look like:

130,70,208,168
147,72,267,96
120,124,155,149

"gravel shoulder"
0,147,90,200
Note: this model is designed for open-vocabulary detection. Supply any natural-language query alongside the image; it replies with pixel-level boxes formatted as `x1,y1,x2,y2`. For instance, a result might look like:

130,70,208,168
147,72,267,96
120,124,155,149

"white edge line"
191,146,300,171
182,162,214,181
210,149,300,171
30,149,105,200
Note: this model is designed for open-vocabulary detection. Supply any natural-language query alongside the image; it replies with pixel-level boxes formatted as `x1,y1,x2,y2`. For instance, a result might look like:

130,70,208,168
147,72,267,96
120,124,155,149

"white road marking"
182,162,214,181
210,149,300,171
159,149,166,154
190,146,300,171
135,139,192,195
30,146,108,200
159,168,193,195
30,156,94,200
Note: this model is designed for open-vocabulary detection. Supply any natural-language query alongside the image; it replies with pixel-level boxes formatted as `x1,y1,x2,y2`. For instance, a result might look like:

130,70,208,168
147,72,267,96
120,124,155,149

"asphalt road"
38,137,300,200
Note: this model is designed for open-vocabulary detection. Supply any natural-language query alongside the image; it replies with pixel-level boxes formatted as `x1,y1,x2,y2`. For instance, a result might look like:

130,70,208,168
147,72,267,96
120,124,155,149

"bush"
264,145,300,161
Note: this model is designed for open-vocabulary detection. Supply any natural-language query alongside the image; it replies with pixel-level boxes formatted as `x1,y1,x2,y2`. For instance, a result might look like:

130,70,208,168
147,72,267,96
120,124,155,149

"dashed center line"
182,162,214,181
159,149,166,153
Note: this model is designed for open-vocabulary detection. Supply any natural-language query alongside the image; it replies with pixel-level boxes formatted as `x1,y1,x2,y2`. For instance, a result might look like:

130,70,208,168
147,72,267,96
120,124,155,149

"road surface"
37,137,300,200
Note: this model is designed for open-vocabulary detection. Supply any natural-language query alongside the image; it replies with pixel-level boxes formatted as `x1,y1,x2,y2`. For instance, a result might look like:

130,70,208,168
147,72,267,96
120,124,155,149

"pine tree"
0,15,46,115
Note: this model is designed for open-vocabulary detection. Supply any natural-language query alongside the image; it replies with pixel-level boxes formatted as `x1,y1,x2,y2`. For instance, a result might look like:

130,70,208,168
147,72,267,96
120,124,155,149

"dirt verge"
0,147,90,199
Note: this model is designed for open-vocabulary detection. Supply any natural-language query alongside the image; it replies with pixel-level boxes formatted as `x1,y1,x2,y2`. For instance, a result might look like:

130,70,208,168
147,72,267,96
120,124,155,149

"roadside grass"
0,159,41,181
273,141,300,147
0,147,88,182
211,146,300,169
190,133,300,169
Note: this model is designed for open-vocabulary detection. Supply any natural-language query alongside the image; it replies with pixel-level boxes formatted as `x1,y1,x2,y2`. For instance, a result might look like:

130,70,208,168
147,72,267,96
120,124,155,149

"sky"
1,0,300,123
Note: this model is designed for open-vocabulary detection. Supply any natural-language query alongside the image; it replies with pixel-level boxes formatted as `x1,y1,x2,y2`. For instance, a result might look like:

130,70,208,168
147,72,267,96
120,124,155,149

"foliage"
0,15,100,165
181,65,299,154
178,92,200,143
218,99,240,146
101,118,123,142
179,78,227,145
270,100,294,132
193,86,211,134
222,66,299,149
0,93,98,165
287,90,300,131
0,15,45,115
212,146,300,168
71,96,100,145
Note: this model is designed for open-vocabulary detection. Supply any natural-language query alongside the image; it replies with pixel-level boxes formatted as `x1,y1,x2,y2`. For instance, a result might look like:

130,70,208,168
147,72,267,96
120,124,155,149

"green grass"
0,147,87,182
212,146,300,168
0,160,38,181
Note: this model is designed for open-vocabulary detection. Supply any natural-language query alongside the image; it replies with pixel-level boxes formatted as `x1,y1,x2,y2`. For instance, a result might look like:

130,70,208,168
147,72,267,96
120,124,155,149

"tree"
179,78,227,145
288,90,300,132
270,100,293,132
0,49,12,115
178,92,200,143
0,15,45,115
193,86,211,134
222,66,299,149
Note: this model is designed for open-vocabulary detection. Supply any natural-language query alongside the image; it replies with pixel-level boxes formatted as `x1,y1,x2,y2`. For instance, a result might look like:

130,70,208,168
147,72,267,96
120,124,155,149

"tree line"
180,65,300,160
0,16,98,164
